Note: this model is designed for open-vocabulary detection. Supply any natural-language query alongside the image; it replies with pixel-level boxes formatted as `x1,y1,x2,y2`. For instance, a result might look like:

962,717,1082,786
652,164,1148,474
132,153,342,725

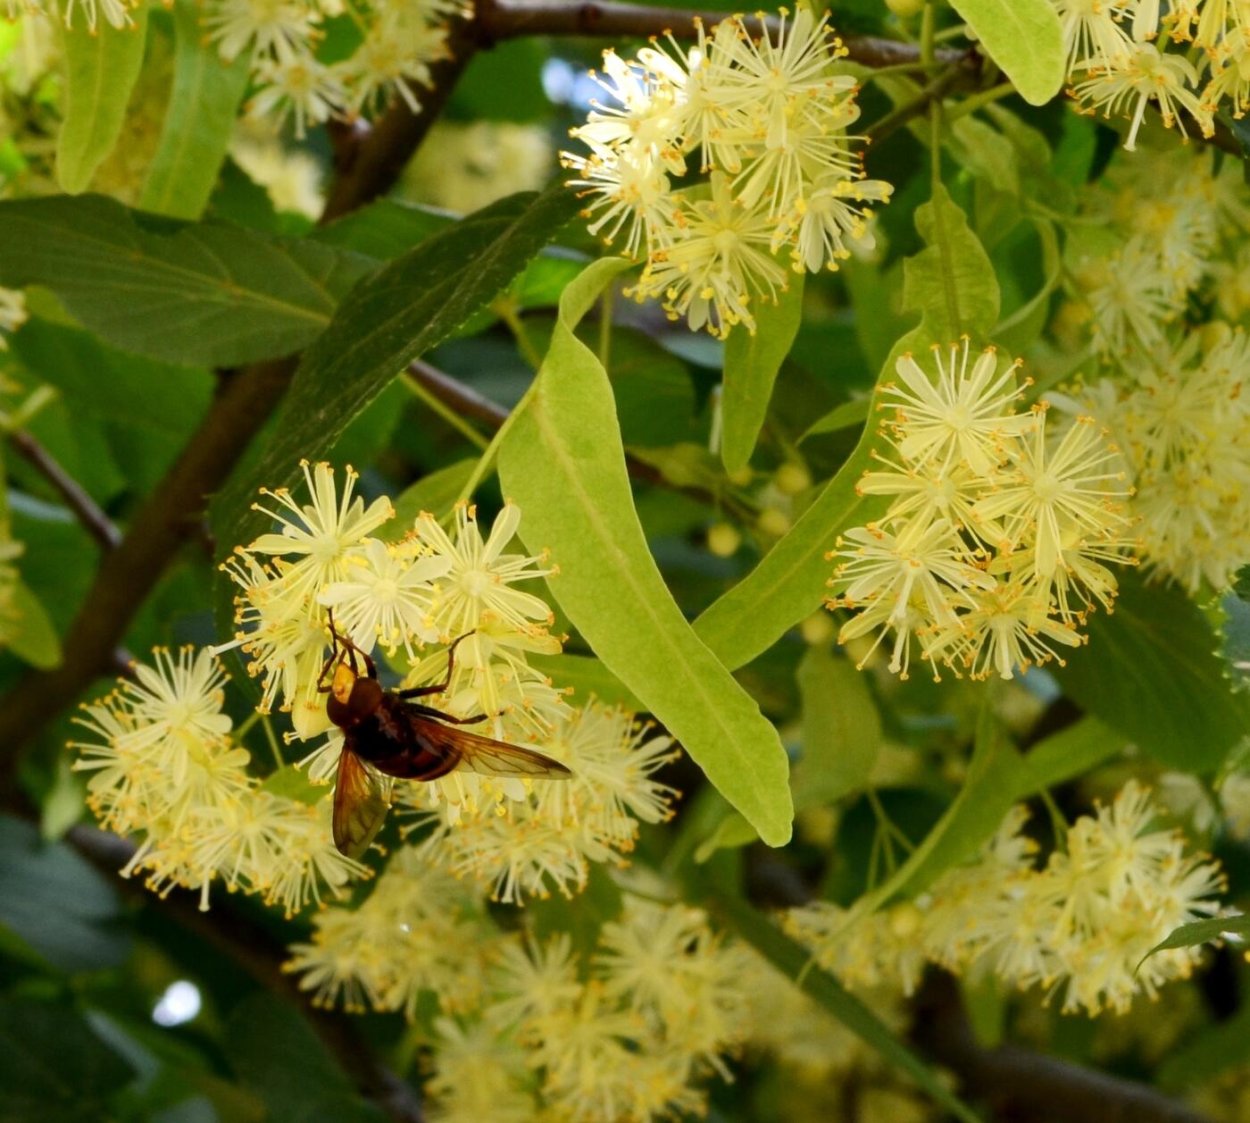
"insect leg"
317,610,343,694
397,631,474,699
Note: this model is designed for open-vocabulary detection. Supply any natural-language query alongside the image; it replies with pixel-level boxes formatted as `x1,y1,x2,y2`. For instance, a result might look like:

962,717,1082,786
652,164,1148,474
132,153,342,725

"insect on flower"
319,615,573,858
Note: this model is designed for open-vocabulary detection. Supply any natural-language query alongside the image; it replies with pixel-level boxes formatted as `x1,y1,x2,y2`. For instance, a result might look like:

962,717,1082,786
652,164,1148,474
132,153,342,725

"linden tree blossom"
827,340,1135,681
287,892,753,1121
71,647,367,913
562,7,893,337
403,701,681,903
789,784,1226,1016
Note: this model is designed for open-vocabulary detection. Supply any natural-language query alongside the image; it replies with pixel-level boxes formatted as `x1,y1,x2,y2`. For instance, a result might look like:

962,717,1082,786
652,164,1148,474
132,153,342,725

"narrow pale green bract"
140,0,250,220
56,9,150,194
1053,570,1250,771
498,257,794,847
0,195,373,367
948,0,1065,107
695,647,882,858
259,765,327,807
694,188,999,671
1142,914,1250,961
720,274,805,475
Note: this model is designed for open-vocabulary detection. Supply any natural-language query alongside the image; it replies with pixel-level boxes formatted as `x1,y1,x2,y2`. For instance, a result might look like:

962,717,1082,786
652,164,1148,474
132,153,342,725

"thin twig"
7,430,121,551
68,825,426,1123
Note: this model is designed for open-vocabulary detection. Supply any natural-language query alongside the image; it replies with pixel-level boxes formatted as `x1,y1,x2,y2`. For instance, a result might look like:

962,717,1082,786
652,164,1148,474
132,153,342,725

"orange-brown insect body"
320,619,572,858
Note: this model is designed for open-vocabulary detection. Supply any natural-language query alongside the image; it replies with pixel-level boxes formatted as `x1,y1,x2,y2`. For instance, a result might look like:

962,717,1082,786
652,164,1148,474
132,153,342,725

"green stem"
943,81,1016,122
455,378,540,505
402,373,490,451
928,102,962,336
497,300,543,370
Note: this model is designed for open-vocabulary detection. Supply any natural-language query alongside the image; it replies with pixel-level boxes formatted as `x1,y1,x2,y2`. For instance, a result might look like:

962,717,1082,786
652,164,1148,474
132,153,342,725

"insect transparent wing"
403,714,573,780
332,747,393,858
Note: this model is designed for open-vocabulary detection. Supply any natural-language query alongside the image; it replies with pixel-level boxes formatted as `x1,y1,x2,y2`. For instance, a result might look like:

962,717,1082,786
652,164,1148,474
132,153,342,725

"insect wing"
332,745,393,859
406,713,573,781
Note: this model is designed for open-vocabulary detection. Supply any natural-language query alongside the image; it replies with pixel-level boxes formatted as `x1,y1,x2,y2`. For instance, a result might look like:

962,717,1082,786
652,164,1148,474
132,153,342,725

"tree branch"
69,825,425,1123
912,974,1214,1123
7,430,121,551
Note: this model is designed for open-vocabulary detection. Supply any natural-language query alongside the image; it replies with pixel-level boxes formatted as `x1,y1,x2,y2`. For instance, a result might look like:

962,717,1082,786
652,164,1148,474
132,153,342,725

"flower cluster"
7,0,463,135
289,893,755,1121
1072,327,1250,591
1055,148,1250,593
1055,0,1243,149
224,462,680,901
563,8,892,337
71,647,366,914
788,783,1226,1016
827,339,1135,681
405,701,680,903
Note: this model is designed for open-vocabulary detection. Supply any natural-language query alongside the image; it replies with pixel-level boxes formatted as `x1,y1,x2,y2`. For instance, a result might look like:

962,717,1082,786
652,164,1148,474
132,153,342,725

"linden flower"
1071,42,1211,150
203,0,317,63
633,172,790,338
71,647,367,913
409,501,555,639
425,1017,536,1123
410,701,680,903
971,411,1132,579
1053,0,1133,75
562,8,893,332
0,287,27,349
286,847,492,1016
317,537,450,658
249,45,346,139
882,340,1031,476
246,461,394,608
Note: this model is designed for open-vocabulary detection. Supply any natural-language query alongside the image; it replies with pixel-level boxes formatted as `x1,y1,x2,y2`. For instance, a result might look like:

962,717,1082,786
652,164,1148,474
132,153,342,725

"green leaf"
211,182,580,559
902,183,1001,342
693,191,999,671
948,0,1065,106
224,994,388,1123
1052,570,1250,771
948,116,1020,196
1142,913,1250,959
711,894,982,1123
311,199,454,259
0,997,136,1123
384,459,478,537
0,815,130,972
8,578,63,669
1156,1000,1250,1092
720,275,805,474
56,10,150,193
1015,717,1121,797
799,398,869,443
794,646,881,805
499,257,793,846
527,652,644,711
0,195,372,366
139,0,251,219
